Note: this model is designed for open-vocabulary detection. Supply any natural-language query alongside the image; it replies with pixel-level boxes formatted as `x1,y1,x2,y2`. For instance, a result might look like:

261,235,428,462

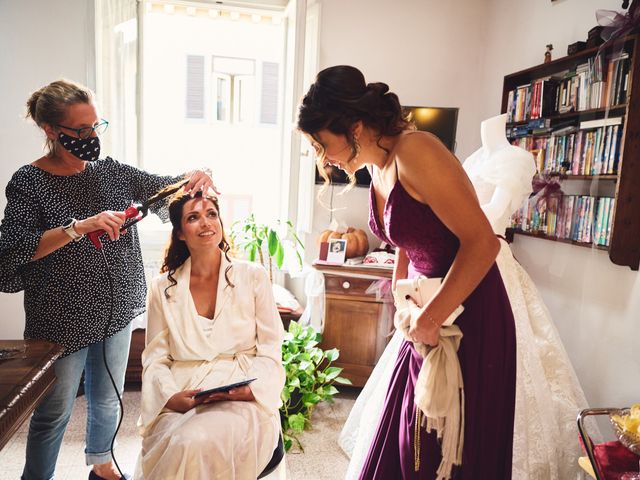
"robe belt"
188,346,258,389
215,346,258,375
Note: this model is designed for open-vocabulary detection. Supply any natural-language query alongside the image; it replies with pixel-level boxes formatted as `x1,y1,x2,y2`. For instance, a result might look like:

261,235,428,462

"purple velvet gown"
359,179,516,480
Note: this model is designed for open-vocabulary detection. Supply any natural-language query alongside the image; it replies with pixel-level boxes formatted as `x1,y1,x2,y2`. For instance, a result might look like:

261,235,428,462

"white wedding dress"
340,116,593,480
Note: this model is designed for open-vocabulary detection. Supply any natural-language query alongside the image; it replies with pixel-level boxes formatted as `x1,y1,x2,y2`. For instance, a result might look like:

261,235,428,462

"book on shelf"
509,120,623,175
506,51,630,124
579,116,623,129
510,194,615,246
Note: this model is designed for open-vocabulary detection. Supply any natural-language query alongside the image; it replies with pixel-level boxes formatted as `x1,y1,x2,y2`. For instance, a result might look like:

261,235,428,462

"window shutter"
186,55,205,119
260,62,279,124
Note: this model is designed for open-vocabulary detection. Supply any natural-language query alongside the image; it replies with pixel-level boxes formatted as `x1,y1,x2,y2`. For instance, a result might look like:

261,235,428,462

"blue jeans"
22,323,132,480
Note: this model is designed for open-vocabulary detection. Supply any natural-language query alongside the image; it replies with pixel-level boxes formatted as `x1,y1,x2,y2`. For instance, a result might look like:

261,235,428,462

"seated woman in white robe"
137,188,285,480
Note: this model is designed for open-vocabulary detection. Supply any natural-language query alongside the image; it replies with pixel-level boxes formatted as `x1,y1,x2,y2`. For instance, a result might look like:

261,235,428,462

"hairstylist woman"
0,79,216,480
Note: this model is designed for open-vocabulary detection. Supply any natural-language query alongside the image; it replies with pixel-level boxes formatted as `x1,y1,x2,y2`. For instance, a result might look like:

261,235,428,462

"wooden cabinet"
315,264,395,387
125,328,145,385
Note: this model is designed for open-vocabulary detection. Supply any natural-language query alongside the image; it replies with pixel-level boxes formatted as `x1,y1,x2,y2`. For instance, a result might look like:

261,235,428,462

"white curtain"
95,0,139,166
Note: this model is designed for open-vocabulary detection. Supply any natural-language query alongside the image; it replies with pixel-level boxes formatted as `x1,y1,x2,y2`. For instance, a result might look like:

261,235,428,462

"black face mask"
58,132,101,162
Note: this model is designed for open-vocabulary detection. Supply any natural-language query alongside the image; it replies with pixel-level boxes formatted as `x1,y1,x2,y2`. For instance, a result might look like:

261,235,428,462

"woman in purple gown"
297,66,516,479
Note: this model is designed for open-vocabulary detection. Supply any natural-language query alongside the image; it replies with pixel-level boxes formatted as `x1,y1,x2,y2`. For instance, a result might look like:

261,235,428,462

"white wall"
317,0,488,160
480,0,640,409
0,0,95,338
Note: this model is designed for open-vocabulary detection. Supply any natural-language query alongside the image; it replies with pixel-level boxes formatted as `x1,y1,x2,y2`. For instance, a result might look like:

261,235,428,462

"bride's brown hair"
159,186,234,298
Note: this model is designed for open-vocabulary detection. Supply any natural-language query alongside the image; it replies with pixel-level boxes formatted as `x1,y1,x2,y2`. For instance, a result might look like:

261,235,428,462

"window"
96,0,319,309
142,7,287,227
212,56,255,124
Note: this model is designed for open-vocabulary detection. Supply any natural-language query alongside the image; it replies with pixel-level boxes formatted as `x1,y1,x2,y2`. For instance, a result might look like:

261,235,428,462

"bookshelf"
501,34,640,270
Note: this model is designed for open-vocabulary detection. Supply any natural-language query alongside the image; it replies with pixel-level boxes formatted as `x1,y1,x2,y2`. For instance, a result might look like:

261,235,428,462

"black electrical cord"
98,247,126,479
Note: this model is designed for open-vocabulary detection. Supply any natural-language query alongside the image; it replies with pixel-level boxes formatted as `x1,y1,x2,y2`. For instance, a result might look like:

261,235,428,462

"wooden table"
0,340,64,450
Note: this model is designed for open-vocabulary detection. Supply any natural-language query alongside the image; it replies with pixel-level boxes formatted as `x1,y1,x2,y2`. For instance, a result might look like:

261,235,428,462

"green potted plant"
230,215,351,451
229,214,304,281
280,320,351,451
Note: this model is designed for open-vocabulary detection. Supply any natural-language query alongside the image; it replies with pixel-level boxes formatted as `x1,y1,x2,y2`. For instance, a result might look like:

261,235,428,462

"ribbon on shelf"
530,173,564,214
596,2,640,45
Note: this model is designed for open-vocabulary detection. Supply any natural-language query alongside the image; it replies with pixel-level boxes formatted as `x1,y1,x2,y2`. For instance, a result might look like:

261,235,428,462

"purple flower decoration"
596,3,640,44
531,173,564,214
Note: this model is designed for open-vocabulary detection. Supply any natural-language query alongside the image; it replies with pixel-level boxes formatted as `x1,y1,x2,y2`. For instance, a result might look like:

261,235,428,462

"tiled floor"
0,387,358,479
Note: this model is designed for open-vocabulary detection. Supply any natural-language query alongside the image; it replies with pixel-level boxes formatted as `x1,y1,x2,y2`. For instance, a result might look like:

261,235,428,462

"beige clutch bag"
394,276,464,326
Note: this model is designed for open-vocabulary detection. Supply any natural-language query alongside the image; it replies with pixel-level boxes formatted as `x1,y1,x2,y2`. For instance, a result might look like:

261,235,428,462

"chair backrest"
257,434,285,479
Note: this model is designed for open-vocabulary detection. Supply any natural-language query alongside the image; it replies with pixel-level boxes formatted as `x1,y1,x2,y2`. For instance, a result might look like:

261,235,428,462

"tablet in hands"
193,378,257,399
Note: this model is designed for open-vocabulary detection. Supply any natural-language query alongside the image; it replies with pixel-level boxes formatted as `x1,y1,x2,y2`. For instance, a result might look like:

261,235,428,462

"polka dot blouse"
0,157,181,356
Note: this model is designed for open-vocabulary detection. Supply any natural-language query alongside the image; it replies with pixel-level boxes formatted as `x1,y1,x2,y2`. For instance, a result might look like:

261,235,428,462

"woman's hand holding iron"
75,211,127,240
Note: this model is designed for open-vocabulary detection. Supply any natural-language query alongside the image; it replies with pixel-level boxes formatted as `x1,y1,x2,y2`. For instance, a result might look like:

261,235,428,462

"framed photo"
326,238,347,264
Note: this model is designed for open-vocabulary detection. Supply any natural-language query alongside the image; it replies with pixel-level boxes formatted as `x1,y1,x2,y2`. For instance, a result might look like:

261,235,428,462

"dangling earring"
353,138,361,160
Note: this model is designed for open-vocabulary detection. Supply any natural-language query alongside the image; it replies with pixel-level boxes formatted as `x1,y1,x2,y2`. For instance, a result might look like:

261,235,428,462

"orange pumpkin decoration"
342,231,360,258
318,227,369,258
318,230,332,244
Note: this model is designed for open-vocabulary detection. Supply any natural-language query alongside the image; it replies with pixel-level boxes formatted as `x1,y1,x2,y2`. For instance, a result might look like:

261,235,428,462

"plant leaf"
302,392,322,407
303,340,319,349
289,321,302,335
275,242,285,269
281,387,291,402
283,436,293,452
324,348,339,362
288,376,300,389
288,413,306,433
324,366,342,381
324,385,339,396
334,376,352,385
298,360,312,371
267,229,278,256
292,231,305,249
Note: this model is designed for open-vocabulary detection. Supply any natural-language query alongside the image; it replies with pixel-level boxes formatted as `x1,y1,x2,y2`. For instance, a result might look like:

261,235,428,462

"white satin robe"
137,256,285,480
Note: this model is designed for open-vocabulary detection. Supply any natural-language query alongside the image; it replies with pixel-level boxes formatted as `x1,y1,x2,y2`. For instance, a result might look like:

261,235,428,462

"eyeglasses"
57,119,109,139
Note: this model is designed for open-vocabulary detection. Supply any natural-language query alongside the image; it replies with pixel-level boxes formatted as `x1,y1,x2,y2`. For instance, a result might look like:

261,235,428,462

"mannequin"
340,114,594,480
464,113,535,236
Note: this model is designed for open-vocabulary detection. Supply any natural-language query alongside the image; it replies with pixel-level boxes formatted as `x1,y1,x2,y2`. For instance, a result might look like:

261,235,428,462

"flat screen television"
314,105,459,186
